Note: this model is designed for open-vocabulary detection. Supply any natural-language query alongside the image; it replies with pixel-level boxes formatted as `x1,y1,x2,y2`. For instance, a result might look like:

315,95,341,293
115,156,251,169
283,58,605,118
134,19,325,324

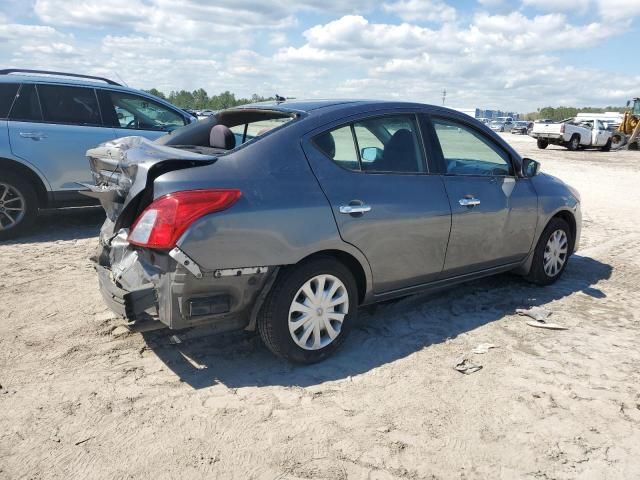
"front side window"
101,91,186,132
314,114,426,174
0,83,19,119
433,119,512,176
38,84,101,126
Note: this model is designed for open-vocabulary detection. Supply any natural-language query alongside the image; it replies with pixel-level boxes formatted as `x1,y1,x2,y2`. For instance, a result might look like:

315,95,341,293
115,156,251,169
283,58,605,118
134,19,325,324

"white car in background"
530,118,612,151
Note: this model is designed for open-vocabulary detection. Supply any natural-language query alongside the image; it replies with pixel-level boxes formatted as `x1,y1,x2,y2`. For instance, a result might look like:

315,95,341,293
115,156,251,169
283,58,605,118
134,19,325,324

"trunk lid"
83,136,216,237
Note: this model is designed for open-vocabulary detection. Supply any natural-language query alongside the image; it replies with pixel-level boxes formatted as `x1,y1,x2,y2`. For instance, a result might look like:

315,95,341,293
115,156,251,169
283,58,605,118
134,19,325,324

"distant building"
452,108,520,120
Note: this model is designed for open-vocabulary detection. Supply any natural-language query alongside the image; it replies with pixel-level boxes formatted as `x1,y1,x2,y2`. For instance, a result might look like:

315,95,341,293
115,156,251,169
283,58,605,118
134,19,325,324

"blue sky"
1,0,639,111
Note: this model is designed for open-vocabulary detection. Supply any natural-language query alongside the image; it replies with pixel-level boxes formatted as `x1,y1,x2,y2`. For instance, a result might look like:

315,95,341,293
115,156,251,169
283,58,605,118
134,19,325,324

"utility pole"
442,89,447,106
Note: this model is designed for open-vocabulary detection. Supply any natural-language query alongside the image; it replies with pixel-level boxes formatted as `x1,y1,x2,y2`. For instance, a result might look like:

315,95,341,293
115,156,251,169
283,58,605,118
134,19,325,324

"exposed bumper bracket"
169,247,203,278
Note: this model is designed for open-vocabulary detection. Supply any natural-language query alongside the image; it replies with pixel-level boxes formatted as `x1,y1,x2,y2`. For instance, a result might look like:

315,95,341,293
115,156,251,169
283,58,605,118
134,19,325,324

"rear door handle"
339,205,372,214
459,197,481,207
19,132,47,140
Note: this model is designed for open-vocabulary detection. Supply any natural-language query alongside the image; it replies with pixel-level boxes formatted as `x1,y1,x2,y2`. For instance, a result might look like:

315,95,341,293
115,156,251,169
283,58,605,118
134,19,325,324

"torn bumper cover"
95,229,275,332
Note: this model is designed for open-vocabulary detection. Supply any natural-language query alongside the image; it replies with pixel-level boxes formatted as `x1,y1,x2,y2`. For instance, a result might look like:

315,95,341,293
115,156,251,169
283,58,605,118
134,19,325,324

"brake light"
560,123,565,133
128,189,241,249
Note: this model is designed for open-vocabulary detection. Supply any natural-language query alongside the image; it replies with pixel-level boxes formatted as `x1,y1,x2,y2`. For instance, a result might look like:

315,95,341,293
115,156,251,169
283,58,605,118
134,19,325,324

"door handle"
19,132,47,140
459,197,481,207
339,205,372,214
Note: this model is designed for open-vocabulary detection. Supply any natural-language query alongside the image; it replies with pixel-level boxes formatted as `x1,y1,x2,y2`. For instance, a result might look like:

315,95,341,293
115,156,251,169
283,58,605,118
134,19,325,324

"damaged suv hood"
84,136,216,234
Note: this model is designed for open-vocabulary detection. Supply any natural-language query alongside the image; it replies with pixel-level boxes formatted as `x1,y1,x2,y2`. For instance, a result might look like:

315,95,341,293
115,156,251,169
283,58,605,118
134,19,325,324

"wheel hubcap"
288,274,349,351
0,183,26,231
543,229,568,277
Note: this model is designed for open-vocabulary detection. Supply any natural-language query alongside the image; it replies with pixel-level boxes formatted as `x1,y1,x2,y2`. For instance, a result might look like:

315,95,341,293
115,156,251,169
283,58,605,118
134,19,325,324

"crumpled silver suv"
0,69,195,239
88,100,581,363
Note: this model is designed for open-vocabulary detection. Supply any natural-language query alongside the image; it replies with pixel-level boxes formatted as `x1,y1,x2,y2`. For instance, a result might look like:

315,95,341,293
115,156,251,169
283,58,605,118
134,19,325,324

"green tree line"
143,88,274,111
523,106,627,121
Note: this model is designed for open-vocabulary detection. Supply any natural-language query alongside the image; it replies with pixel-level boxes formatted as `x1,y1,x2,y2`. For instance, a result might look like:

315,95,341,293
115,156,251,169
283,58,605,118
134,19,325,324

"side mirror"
627,100,631,107
603,122,609,130
522,158,540,177
361,147,382,162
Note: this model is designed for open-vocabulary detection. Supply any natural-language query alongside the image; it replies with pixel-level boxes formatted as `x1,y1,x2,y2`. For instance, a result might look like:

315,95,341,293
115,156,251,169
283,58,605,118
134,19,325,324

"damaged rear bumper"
94,231,276,332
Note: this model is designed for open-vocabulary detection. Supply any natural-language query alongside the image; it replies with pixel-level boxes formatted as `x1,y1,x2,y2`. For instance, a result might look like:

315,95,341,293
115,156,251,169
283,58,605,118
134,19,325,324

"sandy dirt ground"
1,134,639,479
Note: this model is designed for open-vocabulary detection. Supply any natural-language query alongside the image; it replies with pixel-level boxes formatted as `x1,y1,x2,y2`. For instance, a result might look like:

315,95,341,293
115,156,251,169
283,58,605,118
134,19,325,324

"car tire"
258,256,358,363
537,139,549,149
567,135,580,151
524,218,572,286
601,139,611,152
0,172,38,241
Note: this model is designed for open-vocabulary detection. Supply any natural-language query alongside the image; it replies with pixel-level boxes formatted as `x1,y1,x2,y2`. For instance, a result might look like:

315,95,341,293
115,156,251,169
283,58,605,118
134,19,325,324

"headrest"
315,131,336,159
209,124,236,149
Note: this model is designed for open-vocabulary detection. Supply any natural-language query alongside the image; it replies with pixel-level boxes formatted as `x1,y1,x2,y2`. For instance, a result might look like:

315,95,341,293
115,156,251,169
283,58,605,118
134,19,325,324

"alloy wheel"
288,274,349,350
543,229,568,277
0,182,26,231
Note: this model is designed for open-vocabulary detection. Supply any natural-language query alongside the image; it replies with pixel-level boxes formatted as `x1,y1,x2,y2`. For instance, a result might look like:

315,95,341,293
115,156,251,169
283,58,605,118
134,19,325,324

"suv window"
99,90,185,132
433,119,511,176
38,84,102,126
8,84,43,122
314,114,426,173
0,83,19,118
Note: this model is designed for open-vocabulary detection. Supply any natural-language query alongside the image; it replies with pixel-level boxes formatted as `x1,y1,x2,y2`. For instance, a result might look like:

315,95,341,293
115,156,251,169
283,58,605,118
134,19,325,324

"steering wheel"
126,118,138,129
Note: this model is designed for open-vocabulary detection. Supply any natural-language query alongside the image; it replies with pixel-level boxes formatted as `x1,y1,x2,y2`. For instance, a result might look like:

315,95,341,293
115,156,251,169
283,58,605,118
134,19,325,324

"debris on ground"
472,343,497,354
169,334,182,345
110,325,130,337
516,306,552,322
525,320,568,330
454,357,483,374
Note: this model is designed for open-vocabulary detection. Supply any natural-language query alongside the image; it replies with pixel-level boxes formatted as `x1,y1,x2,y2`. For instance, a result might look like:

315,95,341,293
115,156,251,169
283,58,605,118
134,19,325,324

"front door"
430,117,538,276
7,83,116,191
303,113,451,294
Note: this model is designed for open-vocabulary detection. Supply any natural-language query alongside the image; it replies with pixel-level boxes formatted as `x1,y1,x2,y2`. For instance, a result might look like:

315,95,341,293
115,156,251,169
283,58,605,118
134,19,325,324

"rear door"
428,116,538,276
303,112,451,294
97,89,188,141
7,83,116,191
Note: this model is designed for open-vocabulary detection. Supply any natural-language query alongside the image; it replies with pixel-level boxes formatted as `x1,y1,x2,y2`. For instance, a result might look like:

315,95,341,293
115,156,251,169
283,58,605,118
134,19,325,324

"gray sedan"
88,100,581,363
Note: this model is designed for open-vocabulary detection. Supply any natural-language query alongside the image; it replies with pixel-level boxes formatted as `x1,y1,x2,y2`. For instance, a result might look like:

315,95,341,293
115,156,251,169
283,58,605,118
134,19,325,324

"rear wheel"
567,135,580,151
258,257,357,363
537,139,549,149
0,173,38,240
525,218,572,286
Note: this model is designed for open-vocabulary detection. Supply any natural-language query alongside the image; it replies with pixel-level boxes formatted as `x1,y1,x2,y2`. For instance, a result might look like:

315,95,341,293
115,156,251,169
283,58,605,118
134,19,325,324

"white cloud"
383,0,456,23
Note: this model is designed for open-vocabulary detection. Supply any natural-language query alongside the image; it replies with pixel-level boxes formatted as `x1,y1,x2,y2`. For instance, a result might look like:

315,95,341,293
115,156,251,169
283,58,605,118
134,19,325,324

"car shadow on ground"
144,254,612,390
0,207,104,245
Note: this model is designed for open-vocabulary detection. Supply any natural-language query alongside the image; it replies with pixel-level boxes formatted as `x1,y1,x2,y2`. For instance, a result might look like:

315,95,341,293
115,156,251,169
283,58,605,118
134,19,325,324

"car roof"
232,98,424,114
0,72,132,91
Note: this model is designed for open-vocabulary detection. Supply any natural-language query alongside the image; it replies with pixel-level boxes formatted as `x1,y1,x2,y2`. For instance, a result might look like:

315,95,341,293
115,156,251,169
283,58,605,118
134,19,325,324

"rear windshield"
229,117,292,146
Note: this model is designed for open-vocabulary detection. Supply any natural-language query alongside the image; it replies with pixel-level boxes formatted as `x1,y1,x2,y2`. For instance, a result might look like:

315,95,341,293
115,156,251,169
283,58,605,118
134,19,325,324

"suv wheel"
258,257,357,363
525,218,572,286
0,173,38,240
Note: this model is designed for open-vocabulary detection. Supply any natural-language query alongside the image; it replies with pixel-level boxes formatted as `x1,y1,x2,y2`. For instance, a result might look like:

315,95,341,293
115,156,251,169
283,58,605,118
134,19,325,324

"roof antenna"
275,94,286,102
113,72,128,87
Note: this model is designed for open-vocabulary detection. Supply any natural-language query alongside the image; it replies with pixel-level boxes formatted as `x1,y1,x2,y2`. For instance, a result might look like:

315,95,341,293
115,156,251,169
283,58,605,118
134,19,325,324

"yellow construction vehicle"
612,98,640,150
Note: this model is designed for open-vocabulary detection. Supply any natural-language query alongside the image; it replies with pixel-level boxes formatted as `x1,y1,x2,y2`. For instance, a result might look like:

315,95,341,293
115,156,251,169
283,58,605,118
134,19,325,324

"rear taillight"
560,123,565,133
128,189,241,249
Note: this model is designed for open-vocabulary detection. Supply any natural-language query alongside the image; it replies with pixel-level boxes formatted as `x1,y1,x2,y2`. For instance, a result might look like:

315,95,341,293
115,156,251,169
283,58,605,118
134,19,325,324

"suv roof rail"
0,69,122,86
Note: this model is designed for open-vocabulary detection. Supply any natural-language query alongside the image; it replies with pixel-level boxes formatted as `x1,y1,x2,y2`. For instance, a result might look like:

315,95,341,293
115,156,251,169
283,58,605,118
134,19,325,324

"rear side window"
9,84,43,122
38,84,101,126
0,83,19,118
314,114,426,173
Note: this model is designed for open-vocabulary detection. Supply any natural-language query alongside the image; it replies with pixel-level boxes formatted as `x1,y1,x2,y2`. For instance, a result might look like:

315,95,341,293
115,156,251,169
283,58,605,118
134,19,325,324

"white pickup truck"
530,118,612,151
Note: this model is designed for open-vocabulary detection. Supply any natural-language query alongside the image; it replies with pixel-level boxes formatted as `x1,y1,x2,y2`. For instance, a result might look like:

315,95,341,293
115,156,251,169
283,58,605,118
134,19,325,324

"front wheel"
525,218,572,286
0,173,38,241
258,257,358,363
